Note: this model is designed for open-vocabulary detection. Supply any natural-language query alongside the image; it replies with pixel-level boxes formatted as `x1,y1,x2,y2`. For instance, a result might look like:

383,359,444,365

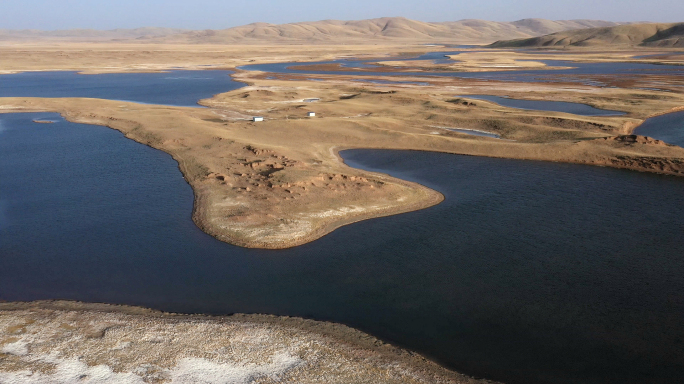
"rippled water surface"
2,110,684,384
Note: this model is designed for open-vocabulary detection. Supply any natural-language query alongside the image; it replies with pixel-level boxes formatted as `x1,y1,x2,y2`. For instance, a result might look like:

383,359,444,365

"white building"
252,117,264,122
307,112,316,117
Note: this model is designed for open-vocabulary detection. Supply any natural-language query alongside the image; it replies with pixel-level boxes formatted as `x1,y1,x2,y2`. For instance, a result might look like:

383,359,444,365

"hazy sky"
1,0,683,30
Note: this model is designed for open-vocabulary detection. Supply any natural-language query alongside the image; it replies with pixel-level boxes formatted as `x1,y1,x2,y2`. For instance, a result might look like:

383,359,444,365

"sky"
1,0,683,30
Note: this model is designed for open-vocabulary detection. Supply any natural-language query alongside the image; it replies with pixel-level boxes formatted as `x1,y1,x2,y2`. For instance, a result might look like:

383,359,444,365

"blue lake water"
634,110,684,147
2,110,684,384
0,70,242,107
458,95,626,116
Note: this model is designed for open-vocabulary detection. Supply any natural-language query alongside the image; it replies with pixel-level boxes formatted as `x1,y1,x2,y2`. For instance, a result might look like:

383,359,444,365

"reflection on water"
2,112,684,384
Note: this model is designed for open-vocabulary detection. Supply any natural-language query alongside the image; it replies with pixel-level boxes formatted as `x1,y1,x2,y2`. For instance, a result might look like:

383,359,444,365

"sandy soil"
0,301,492,384
1,44,684,250
0,43,437,75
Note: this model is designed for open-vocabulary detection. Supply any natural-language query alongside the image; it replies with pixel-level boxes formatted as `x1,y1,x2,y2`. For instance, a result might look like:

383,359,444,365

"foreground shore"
0,301,492,384
1,44,684,249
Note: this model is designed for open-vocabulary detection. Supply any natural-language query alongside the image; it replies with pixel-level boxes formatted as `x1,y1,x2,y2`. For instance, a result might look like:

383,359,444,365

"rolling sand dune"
490,22,684,48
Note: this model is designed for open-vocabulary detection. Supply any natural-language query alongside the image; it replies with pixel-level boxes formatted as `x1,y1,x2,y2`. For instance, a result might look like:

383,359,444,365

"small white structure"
252,116,264,122
307,112,316,117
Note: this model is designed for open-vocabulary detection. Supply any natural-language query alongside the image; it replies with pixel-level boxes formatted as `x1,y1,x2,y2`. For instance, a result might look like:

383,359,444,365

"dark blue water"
0,70,242,107
635,110,684,147
240,52,684,83
2,112,684,384
459,95,625,116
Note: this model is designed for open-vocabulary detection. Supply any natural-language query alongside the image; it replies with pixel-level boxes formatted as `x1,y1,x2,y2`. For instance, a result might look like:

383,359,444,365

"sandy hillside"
490,22,684,48
0,17,630,45
149,17,630,45
0,27,189,42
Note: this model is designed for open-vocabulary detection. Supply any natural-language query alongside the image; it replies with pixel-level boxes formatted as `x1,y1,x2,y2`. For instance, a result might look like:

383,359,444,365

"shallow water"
2,112,683,384
459,94,625,116
0,70,243,107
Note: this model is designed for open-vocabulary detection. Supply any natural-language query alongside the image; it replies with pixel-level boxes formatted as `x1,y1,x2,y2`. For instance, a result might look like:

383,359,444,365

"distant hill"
151,17,630,44
0,27,189,42
489,22,684,48
0,17,631,44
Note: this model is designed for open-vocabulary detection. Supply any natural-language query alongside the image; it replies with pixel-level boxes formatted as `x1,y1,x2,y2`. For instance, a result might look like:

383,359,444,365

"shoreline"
0,300,492,384
190,145,445,250
0,45,683,249
2,87,684,248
